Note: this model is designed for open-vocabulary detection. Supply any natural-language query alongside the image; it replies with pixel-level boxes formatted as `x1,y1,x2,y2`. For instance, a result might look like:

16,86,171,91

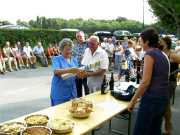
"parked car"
0,24,29,29
132,33,140,37
113,30,132,40
93,31,112,42
60,28,80,32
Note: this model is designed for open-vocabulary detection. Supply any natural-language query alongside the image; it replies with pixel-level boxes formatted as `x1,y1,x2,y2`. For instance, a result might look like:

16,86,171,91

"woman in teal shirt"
50,38,85,106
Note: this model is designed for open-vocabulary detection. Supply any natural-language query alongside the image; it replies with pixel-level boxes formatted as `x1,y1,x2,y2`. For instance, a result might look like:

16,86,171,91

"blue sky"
0,0,156,24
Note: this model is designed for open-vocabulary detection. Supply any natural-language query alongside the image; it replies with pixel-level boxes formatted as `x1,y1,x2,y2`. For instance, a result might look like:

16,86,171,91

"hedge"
0,29,77,48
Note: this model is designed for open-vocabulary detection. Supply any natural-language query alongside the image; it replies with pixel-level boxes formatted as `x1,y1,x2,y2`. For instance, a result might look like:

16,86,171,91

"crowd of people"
0,41,61,74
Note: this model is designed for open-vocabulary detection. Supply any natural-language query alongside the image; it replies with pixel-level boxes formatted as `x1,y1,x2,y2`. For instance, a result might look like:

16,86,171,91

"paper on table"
96,101,121,110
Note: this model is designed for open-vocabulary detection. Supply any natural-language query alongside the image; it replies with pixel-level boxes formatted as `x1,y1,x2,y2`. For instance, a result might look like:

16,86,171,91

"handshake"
70,68,89,78
61,62,101,80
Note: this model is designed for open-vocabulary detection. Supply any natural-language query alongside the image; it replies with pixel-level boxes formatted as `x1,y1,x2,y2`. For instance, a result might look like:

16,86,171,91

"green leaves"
0,29,76,48
148,0,180,38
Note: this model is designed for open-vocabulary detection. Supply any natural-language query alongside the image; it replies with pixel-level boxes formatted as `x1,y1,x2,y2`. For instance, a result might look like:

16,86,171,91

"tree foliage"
0,20,11,26
148,0,180,38
0,29,76,48
28,16,144,33
16,19,29,27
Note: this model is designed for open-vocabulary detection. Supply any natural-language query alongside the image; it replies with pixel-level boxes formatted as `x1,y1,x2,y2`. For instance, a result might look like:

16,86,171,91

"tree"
16,19,29,27
116,16,127,22
0,20,11,26
28,16,145,33
148,0,180,39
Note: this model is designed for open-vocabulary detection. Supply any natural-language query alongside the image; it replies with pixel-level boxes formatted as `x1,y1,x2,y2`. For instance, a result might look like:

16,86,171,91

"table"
1,90,131,135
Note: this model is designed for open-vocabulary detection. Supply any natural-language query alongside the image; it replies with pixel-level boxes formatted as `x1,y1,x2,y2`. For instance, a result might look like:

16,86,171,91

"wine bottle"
125,70,130,82
101,75,107,94
109,72,114,91
136,60,141,84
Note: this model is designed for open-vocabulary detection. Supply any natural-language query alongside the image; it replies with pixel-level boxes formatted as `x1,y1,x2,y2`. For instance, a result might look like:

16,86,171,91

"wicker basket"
0,122,26,135
24,114,49,127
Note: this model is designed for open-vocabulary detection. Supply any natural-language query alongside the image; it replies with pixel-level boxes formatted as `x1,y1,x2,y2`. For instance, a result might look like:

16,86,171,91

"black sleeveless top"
169,62,179,81
168,53,179,81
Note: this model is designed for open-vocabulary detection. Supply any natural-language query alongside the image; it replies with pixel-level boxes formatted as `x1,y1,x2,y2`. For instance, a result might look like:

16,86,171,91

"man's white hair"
89,35,100,43
76,31,85,37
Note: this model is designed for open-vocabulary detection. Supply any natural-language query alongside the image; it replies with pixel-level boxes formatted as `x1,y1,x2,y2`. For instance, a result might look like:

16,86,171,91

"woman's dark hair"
162,36,172,50
140,27,159,48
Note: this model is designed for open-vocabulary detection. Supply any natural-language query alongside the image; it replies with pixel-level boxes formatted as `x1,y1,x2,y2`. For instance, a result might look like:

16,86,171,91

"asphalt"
0,67,179,135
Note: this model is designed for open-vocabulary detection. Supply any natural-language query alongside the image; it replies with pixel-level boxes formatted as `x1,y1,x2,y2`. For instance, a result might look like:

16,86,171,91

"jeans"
115,55,121,70
133,95,168,135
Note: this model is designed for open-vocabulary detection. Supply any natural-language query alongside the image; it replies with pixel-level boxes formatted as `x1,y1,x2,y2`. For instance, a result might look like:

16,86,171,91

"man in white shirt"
23,42,36,68
106,38,115,68
100,37,108,50
81,35,109,92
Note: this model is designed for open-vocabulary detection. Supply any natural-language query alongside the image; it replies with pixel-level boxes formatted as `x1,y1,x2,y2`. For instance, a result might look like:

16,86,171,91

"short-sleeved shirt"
50,55,78,104
33,46,44,55
72,42,88,66
106,43,114,57
81,46,109,90
143,49,169,98
23,46,33,57
12,47,21,57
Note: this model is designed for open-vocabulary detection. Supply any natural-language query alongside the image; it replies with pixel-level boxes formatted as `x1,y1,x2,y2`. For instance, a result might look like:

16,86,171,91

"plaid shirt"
72,42,88,66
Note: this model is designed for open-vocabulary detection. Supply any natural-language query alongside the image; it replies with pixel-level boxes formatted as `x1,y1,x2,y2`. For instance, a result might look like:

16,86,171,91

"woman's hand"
127,100,136,112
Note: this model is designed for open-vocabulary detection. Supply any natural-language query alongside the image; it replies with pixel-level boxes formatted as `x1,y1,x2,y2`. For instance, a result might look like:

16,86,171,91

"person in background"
112,36,116,45
23,42,36,69
46,43,55,59
174,40,180,56
81,35,109,92
12,43,25,69
72,31,89,97
53,43,61,56
134,38,142,58
50,38,86,106
0,47,6,74
122,37,129,51
106,38,115,68
100,37,108,50
160,36,180,135
128,28,169,135
33,42,48,67
127,40,139,76
3,41,19,71
17,41,26,59
114,40,124,71
46,43,56,65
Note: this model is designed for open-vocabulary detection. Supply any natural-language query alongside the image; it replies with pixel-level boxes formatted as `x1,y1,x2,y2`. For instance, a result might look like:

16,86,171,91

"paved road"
0,67,52,122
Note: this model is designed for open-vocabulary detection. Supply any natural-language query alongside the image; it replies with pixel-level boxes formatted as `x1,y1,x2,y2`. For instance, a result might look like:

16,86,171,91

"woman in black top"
160,36,180,135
